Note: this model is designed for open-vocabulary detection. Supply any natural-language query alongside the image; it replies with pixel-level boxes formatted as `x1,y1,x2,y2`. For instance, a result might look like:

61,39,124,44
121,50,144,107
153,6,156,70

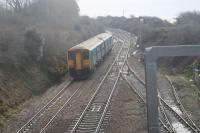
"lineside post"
145,47,159,133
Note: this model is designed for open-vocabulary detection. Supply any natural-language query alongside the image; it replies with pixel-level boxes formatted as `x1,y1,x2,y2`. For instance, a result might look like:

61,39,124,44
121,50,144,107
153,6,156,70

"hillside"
0,0,104,129
97,12,200,72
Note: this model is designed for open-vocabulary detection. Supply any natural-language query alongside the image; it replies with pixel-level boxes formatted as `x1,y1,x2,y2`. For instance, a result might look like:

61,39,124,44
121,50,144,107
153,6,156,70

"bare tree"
7,0,30,12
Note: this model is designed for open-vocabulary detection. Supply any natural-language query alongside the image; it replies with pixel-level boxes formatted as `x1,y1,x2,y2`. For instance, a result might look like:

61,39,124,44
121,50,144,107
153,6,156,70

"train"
67,32,113,79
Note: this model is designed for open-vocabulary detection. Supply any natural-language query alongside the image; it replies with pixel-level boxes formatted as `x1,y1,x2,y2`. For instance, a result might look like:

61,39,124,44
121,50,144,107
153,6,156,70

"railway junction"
3,29,200,133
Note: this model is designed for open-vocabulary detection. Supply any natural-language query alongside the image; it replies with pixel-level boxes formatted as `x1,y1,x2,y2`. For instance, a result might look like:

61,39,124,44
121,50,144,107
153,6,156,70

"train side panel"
109,37,113,51
105,39,109,53
89,49,95,70
100,43,104,58
97,45,101,62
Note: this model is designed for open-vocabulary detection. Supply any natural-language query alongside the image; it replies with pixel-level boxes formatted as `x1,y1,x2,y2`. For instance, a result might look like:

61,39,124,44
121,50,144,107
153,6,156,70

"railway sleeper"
82,118,100,123
76,127,98,131
80,122,100,126
84,113,102,116
78,123,98,128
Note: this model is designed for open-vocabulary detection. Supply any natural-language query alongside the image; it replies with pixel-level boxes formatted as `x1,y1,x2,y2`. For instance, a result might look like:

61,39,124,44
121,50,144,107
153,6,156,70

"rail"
17,80,73,133
68,34,130,133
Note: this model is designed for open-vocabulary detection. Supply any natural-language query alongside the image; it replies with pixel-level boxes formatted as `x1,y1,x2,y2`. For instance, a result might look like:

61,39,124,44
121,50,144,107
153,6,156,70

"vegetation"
97,11,200,72
1,0,199,129
0,0,104,78
0,0,104,129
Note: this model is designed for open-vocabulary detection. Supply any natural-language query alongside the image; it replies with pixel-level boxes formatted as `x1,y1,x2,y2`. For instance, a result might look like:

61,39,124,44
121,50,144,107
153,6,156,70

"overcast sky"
78,0,200,21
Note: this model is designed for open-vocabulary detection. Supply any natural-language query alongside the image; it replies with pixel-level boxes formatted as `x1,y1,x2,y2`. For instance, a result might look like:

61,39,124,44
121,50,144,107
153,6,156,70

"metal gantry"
144,45,200,133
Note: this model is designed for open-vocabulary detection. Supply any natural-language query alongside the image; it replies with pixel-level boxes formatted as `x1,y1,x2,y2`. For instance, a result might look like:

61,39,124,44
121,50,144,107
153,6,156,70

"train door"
82,51,90,69
97,46,101,61
93,49,97,66
105,40,108,53
108,38,112,51
101,43,104,57
76,52,82,70
111,37,113,48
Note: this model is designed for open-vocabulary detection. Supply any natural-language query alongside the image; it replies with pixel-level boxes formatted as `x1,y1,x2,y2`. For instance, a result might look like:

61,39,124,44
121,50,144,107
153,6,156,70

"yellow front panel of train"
76,52,82,70
83,60,90,66
68,60,73,69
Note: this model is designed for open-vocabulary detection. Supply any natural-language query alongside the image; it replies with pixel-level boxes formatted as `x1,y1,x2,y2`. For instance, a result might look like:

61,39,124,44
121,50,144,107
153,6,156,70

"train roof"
69,32,112,51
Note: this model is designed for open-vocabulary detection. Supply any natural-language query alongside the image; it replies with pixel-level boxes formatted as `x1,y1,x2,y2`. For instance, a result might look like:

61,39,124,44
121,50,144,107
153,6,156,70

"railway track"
119,35,174,133
17,30,194,133
116,31,200,133
121,62,175,133
39,86,81,133
38,36,124,133
165,75,200,131
16,80,74,133
158,73,199,132
124,59,200,133
66,34,131,133
165,76,200,132
16,31,123,133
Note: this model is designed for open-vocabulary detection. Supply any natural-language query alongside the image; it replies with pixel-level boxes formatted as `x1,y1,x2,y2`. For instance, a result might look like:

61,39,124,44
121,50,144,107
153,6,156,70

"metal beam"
144,45,200,133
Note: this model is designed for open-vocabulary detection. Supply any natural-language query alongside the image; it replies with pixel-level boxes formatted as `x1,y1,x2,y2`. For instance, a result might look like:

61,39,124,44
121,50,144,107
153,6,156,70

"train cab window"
68,52,75,59
82,51,89,59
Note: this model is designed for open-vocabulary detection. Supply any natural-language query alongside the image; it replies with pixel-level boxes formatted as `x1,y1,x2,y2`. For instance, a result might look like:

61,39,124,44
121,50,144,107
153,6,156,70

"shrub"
24,27,45,62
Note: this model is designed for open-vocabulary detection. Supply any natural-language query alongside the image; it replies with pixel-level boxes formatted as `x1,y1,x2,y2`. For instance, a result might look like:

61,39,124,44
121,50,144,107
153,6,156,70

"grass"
0,64,51,129
169,73,200,125
0,105,21,128
183,66,193,80
169,73,199,99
